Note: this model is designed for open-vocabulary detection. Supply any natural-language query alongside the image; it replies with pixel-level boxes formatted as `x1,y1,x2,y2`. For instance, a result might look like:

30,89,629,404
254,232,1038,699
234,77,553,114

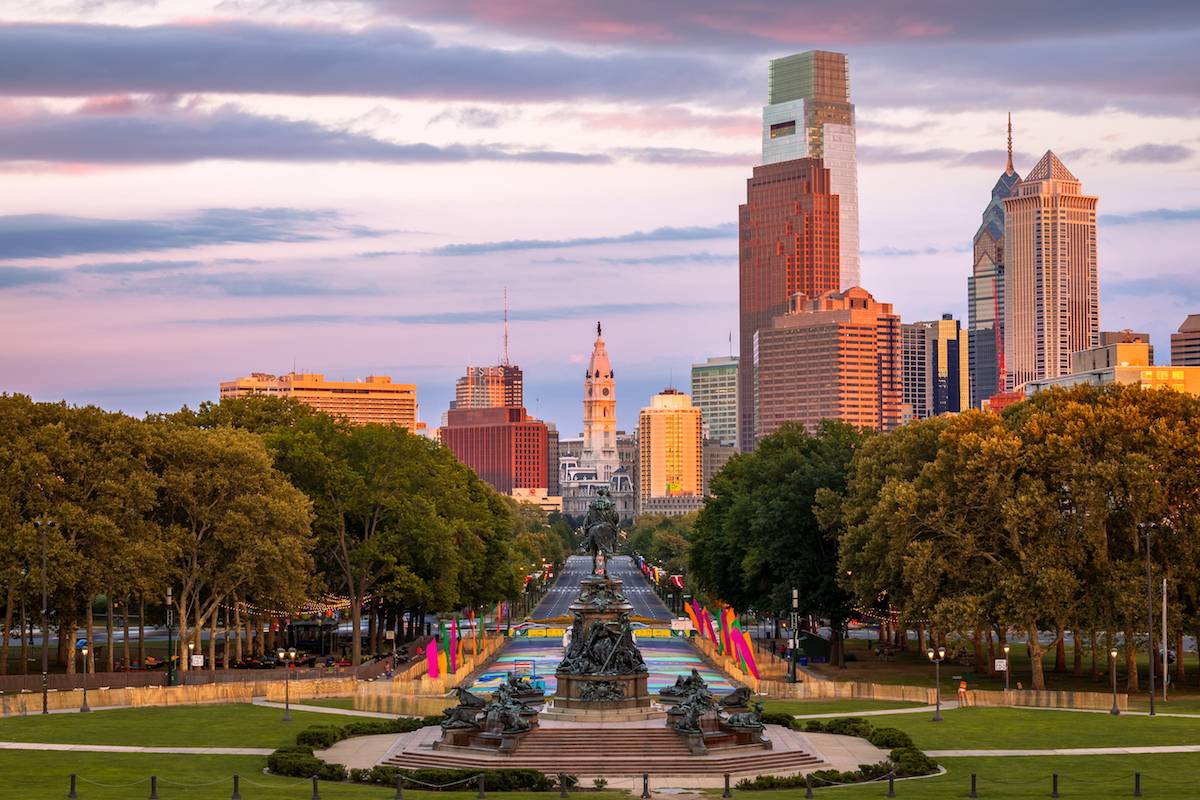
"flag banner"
439,620,450,668
684,601,700,633
426,640,440,678
732,626,759,679
670,575,684,590
701,605,719,644
437,648,448,676
450,617,460,671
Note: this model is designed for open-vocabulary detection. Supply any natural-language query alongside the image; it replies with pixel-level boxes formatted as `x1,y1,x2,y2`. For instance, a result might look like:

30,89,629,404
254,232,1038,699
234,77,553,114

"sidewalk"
252,698,394,718
792,702,958,719
928,744,1200,757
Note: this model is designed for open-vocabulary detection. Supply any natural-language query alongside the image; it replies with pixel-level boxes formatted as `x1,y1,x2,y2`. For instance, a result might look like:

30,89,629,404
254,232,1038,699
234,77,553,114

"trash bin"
798,656,809,667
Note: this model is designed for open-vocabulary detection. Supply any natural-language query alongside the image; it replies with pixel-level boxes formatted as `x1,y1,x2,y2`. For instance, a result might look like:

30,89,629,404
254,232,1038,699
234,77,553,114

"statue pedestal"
550,575,656,719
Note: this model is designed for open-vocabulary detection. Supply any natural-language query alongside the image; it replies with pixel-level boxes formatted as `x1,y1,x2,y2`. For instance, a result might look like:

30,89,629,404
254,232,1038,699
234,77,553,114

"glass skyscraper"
761,51,860,291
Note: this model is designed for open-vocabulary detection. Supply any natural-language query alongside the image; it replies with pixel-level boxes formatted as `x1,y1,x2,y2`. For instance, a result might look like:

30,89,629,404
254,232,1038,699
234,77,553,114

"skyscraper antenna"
1006,112,1014,175
502,286,510,367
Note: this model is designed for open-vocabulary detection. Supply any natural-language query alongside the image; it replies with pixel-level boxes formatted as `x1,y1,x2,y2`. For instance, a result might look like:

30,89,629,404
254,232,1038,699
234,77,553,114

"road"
533,555,672,621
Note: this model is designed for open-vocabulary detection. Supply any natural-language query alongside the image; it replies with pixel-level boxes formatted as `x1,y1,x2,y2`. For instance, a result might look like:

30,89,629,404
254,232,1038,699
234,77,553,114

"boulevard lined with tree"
690,385,1200,692
0,394,564,677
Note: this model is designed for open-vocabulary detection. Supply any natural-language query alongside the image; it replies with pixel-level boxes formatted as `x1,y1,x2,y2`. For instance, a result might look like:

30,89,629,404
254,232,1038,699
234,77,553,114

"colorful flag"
701,605,719,644
438,619,450,669
425,640,440,679
732,625,759,679
450,617,460,671
437,647,448,677
469,609,477,656
683,601,700,633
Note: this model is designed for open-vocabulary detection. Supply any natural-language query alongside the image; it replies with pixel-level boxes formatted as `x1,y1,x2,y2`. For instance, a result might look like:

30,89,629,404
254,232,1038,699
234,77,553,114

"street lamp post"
788,588,798,684
34,519,54,715
79,645,91,713
165,587,175,687
927,646,946,722
1137,520,1161,717
188,641,195,683
278,647,297,721
1003,644,1011,692
1110,648,1121,716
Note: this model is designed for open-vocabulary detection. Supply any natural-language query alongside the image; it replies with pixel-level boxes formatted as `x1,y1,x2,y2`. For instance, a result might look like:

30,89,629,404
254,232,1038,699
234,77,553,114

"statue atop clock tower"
582,321,619,481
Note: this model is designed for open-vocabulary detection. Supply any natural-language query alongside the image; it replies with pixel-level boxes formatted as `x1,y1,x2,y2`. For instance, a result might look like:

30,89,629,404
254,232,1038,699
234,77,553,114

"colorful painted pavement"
469,631,734,696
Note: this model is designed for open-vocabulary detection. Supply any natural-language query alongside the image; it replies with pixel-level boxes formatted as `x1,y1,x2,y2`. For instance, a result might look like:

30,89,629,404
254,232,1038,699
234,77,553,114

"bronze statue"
557,618,647,675
724,701,765,730
440,688,486,730
580,488,620,576
718,686,752,709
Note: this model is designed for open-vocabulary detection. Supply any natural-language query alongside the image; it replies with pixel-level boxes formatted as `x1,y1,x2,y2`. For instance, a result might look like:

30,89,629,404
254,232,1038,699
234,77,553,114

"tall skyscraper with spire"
967,115,1021,408
1003,151,1099,388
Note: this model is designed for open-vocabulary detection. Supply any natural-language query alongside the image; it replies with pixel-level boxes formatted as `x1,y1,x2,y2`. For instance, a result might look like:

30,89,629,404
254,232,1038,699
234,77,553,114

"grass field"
761,698,926,716
825,706,1200,751
0,704,347,748
725,752,1200,799
299,697,357,710
809,636,1200,699
0,751,630,800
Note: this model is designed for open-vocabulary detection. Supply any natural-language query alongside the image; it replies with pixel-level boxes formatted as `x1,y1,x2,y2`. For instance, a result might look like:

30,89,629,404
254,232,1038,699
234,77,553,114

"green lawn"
0,704,351,749
0,751,629,800
762,699,926,716
809,637,1200,699
724,752,1200,798
830,706,1200,751
300,697,357,710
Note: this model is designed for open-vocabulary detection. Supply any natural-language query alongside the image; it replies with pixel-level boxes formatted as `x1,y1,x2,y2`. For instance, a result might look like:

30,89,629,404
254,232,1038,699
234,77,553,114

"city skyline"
2,2,1200,433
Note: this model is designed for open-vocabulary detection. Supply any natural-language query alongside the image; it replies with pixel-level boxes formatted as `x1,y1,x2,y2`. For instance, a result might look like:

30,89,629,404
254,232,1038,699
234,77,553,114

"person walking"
958,677,970,707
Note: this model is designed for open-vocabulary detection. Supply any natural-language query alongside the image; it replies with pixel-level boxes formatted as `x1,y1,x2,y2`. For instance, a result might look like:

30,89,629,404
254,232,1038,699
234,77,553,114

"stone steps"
385,726,826,776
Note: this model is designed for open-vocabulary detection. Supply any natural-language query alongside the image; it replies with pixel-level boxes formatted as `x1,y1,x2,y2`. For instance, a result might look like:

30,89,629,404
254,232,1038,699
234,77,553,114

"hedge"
295,716,442,749
347,766,564,791
735,717,937,791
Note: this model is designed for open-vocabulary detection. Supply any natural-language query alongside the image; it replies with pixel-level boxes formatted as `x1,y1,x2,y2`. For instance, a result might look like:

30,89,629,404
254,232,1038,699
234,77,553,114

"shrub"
296,725,344,749
890,746,938,777
822,717,871,738
867,727,914,749
759,711,797,729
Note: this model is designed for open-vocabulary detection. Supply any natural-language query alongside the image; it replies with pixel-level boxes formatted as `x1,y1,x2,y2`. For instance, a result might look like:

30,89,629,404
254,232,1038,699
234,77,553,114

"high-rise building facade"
439,406,547,495
754,287,902,436
761,51,860,291
738,158,840,450
690,356,739,446
638,389,703,502
968,117,1021,408
452,365,523,410
901,323,932,421
545,423,561,497
1171,315,1200,366
902,315,970,420
1023,340,1200,398
1003,151,1099,389
219,373,419,430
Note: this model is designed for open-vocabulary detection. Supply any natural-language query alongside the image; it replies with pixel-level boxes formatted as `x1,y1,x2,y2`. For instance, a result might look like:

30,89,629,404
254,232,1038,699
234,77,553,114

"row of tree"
690,385,1200,690
0,394,563,674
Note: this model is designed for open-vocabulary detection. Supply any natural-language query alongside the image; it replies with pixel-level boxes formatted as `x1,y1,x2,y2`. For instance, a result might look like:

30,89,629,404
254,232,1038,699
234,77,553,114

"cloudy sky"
2,1,1199,432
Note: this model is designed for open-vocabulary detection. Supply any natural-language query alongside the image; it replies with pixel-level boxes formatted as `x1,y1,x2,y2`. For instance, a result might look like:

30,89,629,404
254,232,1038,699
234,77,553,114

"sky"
2,1,1199,434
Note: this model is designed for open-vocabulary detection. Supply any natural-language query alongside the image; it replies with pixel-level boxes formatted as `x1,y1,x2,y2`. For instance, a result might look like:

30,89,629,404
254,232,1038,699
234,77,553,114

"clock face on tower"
602,388,610,397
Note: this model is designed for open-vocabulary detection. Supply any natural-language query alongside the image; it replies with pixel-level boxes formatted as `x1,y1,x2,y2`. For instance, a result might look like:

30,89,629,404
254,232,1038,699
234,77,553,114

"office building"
1023,340,1200,397
702,439,737,496
439,406,548,495
638,389,703,504
901,323,932,421
451,365,523,410
754,287,902,436
219,372,419,430
545,423,561,497
738,157,841,450
903,315,970,420
1004,151,1099,388
968,116,1021,408
762,50,860,291
1100,330,1153,365
691,356,739,446
1171,315,1200,366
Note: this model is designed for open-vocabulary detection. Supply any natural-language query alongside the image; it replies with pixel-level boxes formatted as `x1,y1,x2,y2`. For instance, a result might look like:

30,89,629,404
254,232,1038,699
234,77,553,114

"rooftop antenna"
502,286,510,367
1005,112,1014,175
728,330,733,358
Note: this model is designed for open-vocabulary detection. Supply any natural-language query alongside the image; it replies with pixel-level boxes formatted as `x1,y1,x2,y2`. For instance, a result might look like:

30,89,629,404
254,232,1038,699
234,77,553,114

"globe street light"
188,640,196,682
1110,648,1121,716
926,646,946,722
1002,644,1011,692
79,645,91,713
279,647,298,721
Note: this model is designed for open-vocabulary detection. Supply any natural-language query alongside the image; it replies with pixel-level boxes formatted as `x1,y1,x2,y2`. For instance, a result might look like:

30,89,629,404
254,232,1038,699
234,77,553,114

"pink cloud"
571,106,758,138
